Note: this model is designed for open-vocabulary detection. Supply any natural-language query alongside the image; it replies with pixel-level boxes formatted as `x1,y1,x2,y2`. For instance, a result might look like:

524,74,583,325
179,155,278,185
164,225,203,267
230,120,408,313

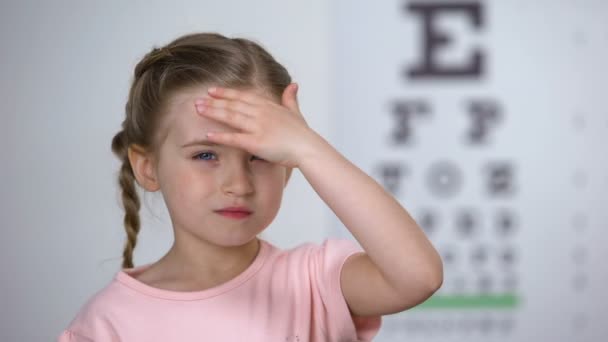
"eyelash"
193,151,265,162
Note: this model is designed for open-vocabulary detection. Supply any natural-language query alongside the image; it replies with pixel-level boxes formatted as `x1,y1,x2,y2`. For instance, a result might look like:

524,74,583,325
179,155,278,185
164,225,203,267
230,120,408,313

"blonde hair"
110,32,292,268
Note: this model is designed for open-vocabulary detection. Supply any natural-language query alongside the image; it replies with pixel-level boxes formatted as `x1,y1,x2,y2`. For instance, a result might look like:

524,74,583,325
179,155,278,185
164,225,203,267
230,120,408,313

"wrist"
295,129,335,169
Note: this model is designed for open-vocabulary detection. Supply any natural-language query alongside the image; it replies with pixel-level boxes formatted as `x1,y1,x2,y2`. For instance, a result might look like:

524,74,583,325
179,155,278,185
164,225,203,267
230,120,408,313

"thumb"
281,83,300,113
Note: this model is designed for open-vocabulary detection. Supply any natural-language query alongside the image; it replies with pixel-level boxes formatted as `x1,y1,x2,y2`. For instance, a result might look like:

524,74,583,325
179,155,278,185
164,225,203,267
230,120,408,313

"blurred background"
1,0,606,341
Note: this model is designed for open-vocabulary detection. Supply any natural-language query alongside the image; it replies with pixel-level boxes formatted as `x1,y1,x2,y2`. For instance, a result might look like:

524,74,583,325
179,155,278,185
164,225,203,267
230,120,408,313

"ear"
281,83,300,114
127,144,160,192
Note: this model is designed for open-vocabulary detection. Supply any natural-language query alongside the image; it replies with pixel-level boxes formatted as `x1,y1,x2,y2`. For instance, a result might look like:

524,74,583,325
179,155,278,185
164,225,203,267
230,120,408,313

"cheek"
158,160,216,198
257,168,286,199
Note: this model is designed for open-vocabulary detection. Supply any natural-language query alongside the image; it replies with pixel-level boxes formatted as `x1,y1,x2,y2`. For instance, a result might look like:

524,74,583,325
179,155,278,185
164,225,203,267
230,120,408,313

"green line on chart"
414,294,520,310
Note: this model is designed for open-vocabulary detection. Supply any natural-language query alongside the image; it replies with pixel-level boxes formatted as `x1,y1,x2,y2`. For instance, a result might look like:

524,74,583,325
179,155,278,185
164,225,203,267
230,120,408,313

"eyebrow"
180,140,220,148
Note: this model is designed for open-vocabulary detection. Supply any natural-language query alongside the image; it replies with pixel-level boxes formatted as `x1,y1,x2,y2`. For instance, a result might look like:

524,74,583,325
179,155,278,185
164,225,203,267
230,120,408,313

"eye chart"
330,1,608,341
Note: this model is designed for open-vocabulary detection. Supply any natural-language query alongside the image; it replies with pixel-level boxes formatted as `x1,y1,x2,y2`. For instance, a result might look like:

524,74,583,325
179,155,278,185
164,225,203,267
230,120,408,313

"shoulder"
80,277,135,314
60,278,130,340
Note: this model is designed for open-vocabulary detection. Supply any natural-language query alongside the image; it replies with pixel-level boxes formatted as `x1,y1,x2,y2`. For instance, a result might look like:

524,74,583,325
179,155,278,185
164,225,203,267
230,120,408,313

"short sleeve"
57,330,94,342
58,291,121,342
310,239,382,341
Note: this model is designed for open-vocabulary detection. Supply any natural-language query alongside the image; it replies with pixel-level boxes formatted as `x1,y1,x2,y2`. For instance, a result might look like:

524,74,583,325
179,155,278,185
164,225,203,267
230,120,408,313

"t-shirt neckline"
114,239,270,301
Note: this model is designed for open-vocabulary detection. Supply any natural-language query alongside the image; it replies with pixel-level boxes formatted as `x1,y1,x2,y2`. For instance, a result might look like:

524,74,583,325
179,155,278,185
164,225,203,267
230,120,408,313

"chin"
216,231,262,248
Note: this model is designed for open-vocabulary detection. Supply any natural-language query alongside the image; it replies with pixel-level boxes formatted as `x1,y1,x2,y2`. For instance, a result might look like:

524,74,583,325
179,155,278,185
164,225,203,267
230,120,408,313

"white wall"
0,1,332,340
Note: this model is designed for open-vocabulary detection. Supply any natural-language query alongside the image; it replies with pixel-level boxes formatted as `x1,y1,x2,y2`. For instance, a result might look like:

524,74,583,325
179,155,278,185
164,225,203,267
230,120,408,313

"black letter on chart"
484,161,516,197
405,1,485,79
466,99,502,145
391,100,430,146
375,162,408,195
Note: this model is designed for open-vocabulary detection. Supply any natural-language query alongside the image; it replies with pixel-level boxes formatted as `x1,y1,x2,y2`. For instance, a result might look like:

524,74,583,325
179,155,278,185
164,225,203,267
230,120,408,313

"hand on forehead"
164,86,239,144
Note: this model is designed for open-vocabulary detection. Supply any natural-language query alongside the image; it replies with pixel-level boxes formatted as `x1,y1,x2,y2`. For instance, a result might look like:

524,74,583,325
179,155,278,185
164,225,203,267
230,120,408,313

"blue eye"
194,152,217,161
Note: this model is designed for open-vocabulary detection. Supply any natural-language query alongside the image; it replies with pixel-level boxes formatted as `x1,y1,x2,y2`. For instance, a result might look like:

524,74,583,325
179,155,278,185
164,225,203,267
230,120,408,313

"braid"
118,161,141,269
111,131,141,269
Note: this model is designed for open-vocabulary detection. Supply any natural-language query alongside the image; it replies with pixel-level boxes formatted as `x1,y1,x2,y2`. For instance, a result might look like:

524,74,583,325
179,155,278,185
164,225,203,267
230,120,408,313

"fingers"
196,85,307,129
206,84,301,114
195,99,256,132
195,97,255,117
207,87,264,106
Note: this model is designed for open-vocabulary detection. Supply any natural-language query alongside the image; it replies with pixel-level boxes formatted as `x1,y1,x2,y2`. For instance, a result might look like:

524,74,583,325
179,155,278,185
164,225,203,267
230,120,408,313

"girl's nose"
221,164,255,196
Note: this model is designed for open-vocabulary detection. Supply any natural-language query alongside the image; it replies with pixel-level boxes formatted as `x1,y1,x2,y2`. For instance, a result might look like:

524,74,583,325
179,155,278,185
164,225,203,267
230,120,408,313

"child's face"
153,85,287,247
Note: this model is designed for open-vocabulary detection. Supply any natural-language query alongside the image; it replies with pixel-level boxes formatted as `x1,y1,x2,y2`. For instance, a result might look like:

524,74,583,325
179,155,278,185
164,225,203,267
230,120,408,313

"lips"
214,207,252,219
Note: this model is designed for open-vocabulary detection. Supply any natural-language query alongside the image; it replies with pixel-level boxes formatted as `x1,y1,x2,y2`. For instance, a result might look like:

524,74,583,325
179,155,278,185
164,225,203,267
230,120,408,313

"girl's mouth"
214,210,252,219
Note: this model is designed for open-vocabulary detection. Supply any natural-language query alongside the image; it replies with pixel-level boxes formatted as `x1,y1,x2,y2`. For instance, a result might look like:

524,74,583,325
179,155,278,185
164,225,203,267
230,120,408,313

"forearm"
297,132,443,290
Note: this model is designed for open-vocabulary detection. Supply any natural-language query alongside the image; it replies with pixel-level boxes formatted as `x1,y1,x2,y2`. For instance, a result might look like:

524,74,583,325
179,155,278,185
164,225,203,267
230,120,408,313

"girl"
59,32,443,341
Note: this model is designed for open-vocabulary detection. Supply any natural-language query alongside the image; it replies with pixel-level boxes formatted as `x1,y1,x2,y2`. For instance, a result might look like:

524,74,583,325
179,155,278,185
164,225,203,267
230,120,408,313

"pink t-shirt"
59,239,382,341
